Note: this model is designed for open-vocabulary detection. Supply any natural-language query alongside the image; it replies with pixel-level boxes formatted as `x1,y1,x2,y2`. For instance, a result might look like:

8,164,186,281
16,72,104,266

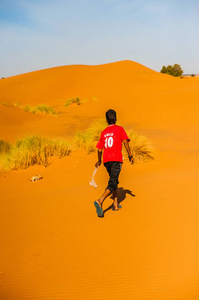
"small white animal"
30,174,43,182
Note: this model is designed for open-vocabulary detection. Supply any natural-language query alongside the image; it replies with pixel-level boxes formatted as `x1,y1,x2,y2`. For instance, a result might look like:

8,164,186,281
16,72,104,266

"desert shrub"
0,139,11,153
52,138,71,157
86,119,107,142
14,103,56,115
73,119,154,161
26,104,56,115
0,135,70,170
0,121,154,171
124,130,154,162
65,98,80,107
0,102,11,107
73,131,94,153
73,119,107,153
160,64,183,77
23,105,31,112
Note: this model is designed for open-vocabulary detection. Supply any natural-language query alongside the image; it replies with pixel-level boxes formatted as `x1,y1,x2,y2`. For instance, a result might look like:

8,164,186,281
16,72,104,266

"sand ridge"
1,60,199,141
0,60,199,299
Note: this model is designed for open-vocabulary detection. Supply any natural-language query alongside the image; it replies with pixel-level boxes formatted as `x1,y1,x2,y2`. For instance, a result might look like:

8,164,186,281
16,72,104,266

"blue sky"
0,0,199,77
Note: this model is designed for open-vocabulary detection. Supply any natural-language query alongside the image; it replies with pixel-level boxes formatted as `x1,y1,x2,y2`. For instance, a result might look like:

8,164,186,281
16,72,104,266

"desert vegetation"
0,139,11,154
14,103,56,115
0,120,153,171
73,119,107,153
65,97,80,106
73,119,154,162
125,131,154,162
0,135,70,170
24,104,56,115
160,64,183,77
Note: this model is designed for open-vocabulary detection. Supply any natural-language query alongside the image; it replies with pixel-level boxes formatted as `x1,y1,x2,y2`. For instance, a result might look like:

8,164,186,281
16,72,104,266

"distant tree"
160,64,183,77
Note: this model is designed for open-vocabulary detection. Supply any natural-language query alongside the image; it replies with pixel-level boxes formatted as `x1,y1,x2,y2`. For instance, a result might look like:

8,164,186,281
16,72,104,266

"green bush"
160,64,183,77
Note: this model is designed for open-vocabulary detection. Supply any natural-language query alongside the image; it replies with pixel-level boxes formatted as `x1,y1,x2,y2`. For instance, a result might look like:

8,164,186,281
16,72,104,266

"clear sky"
1,0,199,77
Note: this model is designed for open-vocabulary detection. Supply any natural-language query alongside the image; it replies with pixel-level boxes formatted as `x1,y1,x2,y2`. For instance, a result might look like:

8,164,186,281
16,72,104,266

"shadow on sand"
103,187,135,215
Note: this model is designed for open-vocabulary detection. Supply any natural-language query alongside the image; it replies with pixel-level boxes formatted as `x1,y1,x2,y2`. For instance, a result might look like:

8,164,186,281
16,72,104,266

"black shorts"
104,161,122,193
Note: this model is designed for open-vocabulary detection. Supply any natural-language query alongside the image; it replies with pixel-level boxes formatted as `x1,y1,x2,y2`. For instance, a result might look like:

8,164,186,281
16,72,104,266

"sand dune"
1,60,199,141
0,61,199,299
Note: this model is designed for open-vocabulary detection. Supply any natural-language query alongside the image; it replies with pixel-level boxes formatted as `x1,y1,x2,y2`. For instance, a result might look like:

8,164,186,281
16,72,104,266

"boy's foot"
112,204,122,211
94,201,104,217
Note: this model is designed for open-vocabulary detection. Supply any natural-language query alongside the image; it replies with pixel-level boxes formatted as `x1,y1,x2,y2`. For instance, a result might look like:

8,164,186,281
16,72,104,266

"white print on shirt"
105,136,113,148
104,133,113,137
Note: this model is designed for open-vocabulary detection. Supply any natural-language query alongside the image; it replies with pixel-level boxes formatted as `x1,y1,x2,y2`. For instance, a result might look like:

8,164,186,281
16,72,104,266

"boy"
94,109,134,217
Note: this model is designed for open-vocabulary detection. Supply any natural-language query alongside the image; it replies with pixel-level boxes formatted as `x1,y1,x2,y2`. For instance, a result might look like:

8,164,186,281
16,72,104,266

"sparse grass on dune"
65,97,80,107
0,120,153,171
86,119,107,142
73,119,107,153
24,104,56,115
73,132,94,153
0,102,12,107
0,135,70,171
14,103,56,115
74,119,154,161
0,139,11,153
124,131,154,162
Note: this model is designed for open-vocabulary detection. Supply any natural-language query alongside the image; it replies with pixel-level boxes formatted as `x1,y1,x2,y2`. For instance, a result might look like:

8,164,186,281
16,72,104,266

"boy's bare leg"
97,189,111,208
112,189,119,210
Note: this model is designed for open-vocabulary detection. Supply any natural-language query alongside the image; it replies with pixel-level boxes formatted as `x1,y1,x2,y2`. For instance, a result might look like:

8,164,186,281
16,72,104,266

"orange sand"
1,61,199,299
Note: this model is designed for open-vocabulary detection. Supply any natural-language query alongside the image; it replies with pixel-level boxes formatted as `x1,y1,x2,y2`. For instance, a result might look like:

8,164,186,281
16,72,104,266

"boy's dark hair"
106,109,117,125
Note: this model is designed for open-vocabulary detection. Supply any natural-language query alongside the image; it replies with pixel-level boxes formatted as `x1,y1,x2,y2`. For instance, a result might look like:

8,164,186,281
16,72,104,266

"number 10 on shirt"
105,137,113,148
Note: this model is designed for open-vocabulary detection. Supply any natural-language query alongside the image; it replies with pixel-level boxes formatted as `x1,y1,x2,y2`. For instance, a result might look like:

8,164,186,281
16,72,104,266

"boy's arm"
95,149,102,167
123,139,134,164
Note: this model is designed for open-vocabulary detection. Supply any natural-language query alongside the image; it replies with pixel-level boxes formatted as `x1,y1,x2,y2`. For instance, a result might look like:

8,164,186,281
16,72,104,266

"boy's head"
106,109,117,125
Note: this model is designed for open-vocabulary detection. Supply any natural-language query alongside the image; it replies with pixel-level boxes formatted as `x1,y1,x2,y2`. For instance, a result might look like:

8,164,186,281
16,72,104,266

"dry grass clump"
74,120,154,161
14,102,56,115
0,140,12,170
65,98,80,107
0,121,153,172
0,139,11,154
0,135,70,171
73,119,106,153
124,130,154,162
86,119,107,142
73,132,94,153
0,102,11,107
24,104,56,115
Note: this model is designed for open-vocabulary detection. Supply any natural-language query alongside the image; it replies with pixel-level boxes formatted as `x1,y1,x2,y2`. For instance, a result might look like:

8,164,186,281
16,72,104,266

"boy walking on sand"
94,109,134,217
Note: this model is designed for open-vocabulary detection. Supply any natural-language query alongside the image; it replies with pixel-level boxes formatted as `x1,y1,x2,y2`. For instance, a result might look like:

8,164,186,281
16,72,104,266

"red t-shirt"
96,124,130,163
